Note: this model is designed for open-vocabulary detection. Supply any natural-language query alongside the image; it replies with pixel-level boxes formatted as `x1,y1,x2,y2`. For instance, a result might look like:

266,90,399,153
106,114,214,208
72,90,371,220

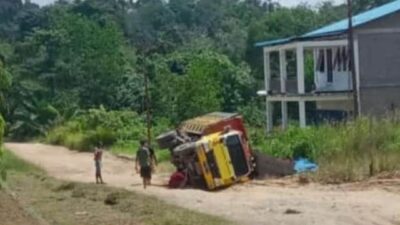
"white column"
267,102,273,133
279,50,288,130
264,49,273,133
279,50,287,93
299,101,306,128
296,45,306,128
281,102,288,130
296,45,305,93
264,49,271,92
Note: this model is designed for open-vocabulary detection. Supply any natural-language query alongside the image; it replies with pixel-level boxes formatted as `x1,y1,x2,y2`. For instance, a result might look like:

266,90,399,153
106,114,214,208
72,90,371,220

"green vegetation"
0,115,5,180
1,149,42,175
252,116,400,183
0,0,398,182
2,0,391,140
46,107,171,160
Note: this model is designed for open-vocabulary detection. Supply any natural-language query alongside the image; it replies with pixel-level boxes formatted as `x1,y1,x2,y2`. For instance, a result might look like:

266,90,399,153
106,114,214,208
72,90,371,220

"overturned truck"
156,112,256,190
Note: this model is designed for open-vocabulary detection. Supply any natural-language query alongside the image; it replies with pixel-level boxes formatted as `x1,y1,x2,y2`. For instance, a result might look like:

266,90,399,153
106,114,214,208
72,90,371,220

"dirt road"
5,143,400,225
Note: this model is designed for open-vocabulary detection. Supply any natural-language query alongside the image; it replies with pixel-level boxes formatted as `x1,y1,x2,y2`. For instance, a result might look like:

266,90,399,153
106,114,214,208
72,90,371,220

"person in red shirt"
168,166,188,189
94,143,104,184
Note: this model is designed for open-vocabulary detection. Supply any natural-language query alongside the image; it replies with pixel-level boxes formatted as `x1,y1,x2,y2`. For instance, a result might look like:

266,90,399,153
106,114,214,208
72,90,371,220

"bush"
63,132,91,152
46,107,171,156
0,115,4,144
252,116,400,182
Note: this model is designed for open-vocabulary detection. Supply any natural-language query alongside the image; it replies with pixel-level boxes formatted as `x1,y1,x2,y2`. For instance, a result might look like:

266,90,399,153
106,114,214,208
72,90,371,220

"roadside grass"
251,116,400,183
2,149,43,175
2,150,232,225
0,189,41,225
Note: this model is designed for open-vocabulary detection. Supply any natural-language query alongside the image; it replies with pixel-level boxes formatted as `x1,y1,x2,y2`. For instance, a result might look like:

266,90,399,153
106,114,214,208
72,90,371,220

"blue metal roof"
256,0,400,47
254,37,293,47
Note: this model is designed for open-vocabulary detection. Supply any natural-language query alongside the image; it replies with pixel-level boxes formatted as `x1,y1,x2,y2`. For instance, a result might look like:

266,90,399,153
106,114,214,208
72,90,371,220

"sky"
30,0,344,7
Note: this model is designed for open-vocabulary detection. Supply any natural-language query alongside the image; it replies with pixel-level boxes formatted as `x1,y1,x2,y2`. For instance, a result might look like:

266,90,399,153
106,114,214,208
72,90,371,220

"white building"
256,0,400,132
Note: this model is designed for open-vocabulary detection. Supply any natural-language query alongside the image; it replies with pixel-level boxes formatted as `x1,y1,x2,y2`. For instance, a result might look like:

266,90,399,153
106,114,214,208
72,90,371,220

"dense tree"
0,0,23,40
353,0,394,13
152,49,253,123
15,8,128,109
0,0,394,139
0,59,11,110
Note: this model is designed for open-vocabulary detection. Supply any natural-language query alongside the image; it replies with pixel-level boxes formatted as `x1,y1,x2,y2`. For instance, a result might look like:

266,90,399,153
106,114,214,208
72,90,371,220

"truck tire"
156,130,178,149
173,142,196,155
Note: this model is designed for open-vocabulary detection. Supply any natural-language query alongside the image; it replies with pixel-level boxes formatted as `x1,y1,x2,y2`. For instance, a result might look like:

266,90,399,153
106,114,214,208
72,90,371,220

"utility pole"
144,66,152,144
347,0,359,118
139,56,152,144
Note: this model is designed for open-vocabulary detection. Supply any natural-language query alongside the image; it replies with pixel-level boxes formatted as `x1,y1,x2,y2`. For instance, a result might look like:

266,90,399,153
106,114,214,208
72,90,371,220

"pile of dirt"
253,151,295,179
104,192,120,205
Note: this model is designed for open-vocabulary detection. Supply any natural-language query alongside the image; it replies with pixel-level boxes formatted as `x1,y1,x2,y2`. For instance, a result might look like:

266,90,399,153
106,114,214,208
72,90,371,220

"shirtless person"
94,144,104,184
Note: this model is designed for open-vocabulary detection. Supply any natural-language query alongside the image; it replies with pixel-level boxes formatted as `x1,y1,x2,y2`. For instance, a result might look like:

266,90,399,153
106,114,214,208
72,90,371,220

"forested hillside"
0,0,399,184
0,0,392,142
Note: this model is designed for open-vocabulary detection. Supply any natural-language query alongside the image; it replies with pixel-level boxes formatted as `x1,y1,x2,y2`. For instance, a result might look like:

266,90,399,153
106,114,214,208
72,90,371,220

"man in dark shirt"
135,139,156,189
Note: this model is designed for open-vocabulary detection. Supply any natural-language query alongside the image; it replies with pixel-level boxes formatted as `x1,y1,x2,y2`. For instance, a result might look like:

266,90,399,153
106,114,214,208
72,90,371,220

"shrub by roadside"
45,107,171,160
251,116,400,183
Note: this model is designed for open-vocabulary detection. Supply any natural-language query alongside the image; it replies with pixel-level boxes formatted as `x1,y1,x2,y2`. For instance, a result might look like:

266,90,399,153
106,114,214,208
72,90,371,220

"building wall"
357,31,400,116
269,79,298,93
359,87,399,116
357,11,400,30
317,100,353,111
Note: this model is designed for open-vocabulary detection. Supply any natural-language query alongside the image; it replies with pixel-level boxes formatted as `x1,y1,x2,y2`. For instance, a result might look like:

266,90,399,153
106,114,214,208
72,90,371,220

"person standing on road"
94,143,104,184
135,139,156,189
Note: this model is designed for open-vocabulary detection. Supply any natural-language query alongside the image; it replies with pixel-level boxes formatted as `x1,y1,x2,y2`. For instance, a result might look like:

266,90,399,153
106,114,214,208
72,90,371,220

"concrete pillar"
279,49,288,130
279,50,287,93
264,49,273,133
296,45,306,128
299,101,306,128
281,101,288,130
267,102,274,132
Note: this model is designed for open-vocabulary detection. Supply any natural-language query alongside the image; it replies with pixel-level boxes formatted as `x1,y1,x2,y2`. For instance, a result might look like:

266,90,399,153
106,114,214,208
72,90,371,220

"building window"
316,49,325,72
327,49,333,83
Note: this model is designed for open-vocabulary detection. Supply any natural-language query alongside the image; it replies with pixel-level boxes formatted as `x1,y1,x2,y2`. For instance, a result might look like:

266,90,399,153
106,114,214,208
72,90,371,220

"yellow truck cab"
172,129,253,190
195,131,251,189
157,112,255,190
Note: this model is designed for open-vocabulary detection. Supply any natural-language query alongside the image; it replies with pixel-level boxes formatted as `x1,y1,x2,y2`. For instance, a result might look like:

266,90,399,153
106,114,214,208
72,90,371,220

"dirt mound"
253,151,295,179
104,192,120,205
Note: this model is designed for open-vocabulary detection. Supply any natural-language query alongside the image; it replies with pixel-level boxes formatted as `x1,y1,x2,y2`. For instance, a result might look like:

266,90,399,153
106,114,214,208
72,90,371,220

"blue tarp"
294,158,318,173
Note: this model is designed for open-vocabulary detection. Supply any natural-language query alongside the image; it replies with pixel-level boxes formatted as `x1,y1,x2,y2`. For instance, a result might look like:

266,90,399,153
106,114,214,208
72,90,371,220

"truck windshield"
225,135,249,177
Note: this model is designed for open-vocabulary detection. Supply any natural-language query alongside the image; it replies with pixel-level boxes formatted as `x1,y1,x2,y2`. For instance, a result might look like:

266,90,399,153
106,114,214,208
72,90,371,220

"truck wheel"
173,142,196,155
156,130,178,149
